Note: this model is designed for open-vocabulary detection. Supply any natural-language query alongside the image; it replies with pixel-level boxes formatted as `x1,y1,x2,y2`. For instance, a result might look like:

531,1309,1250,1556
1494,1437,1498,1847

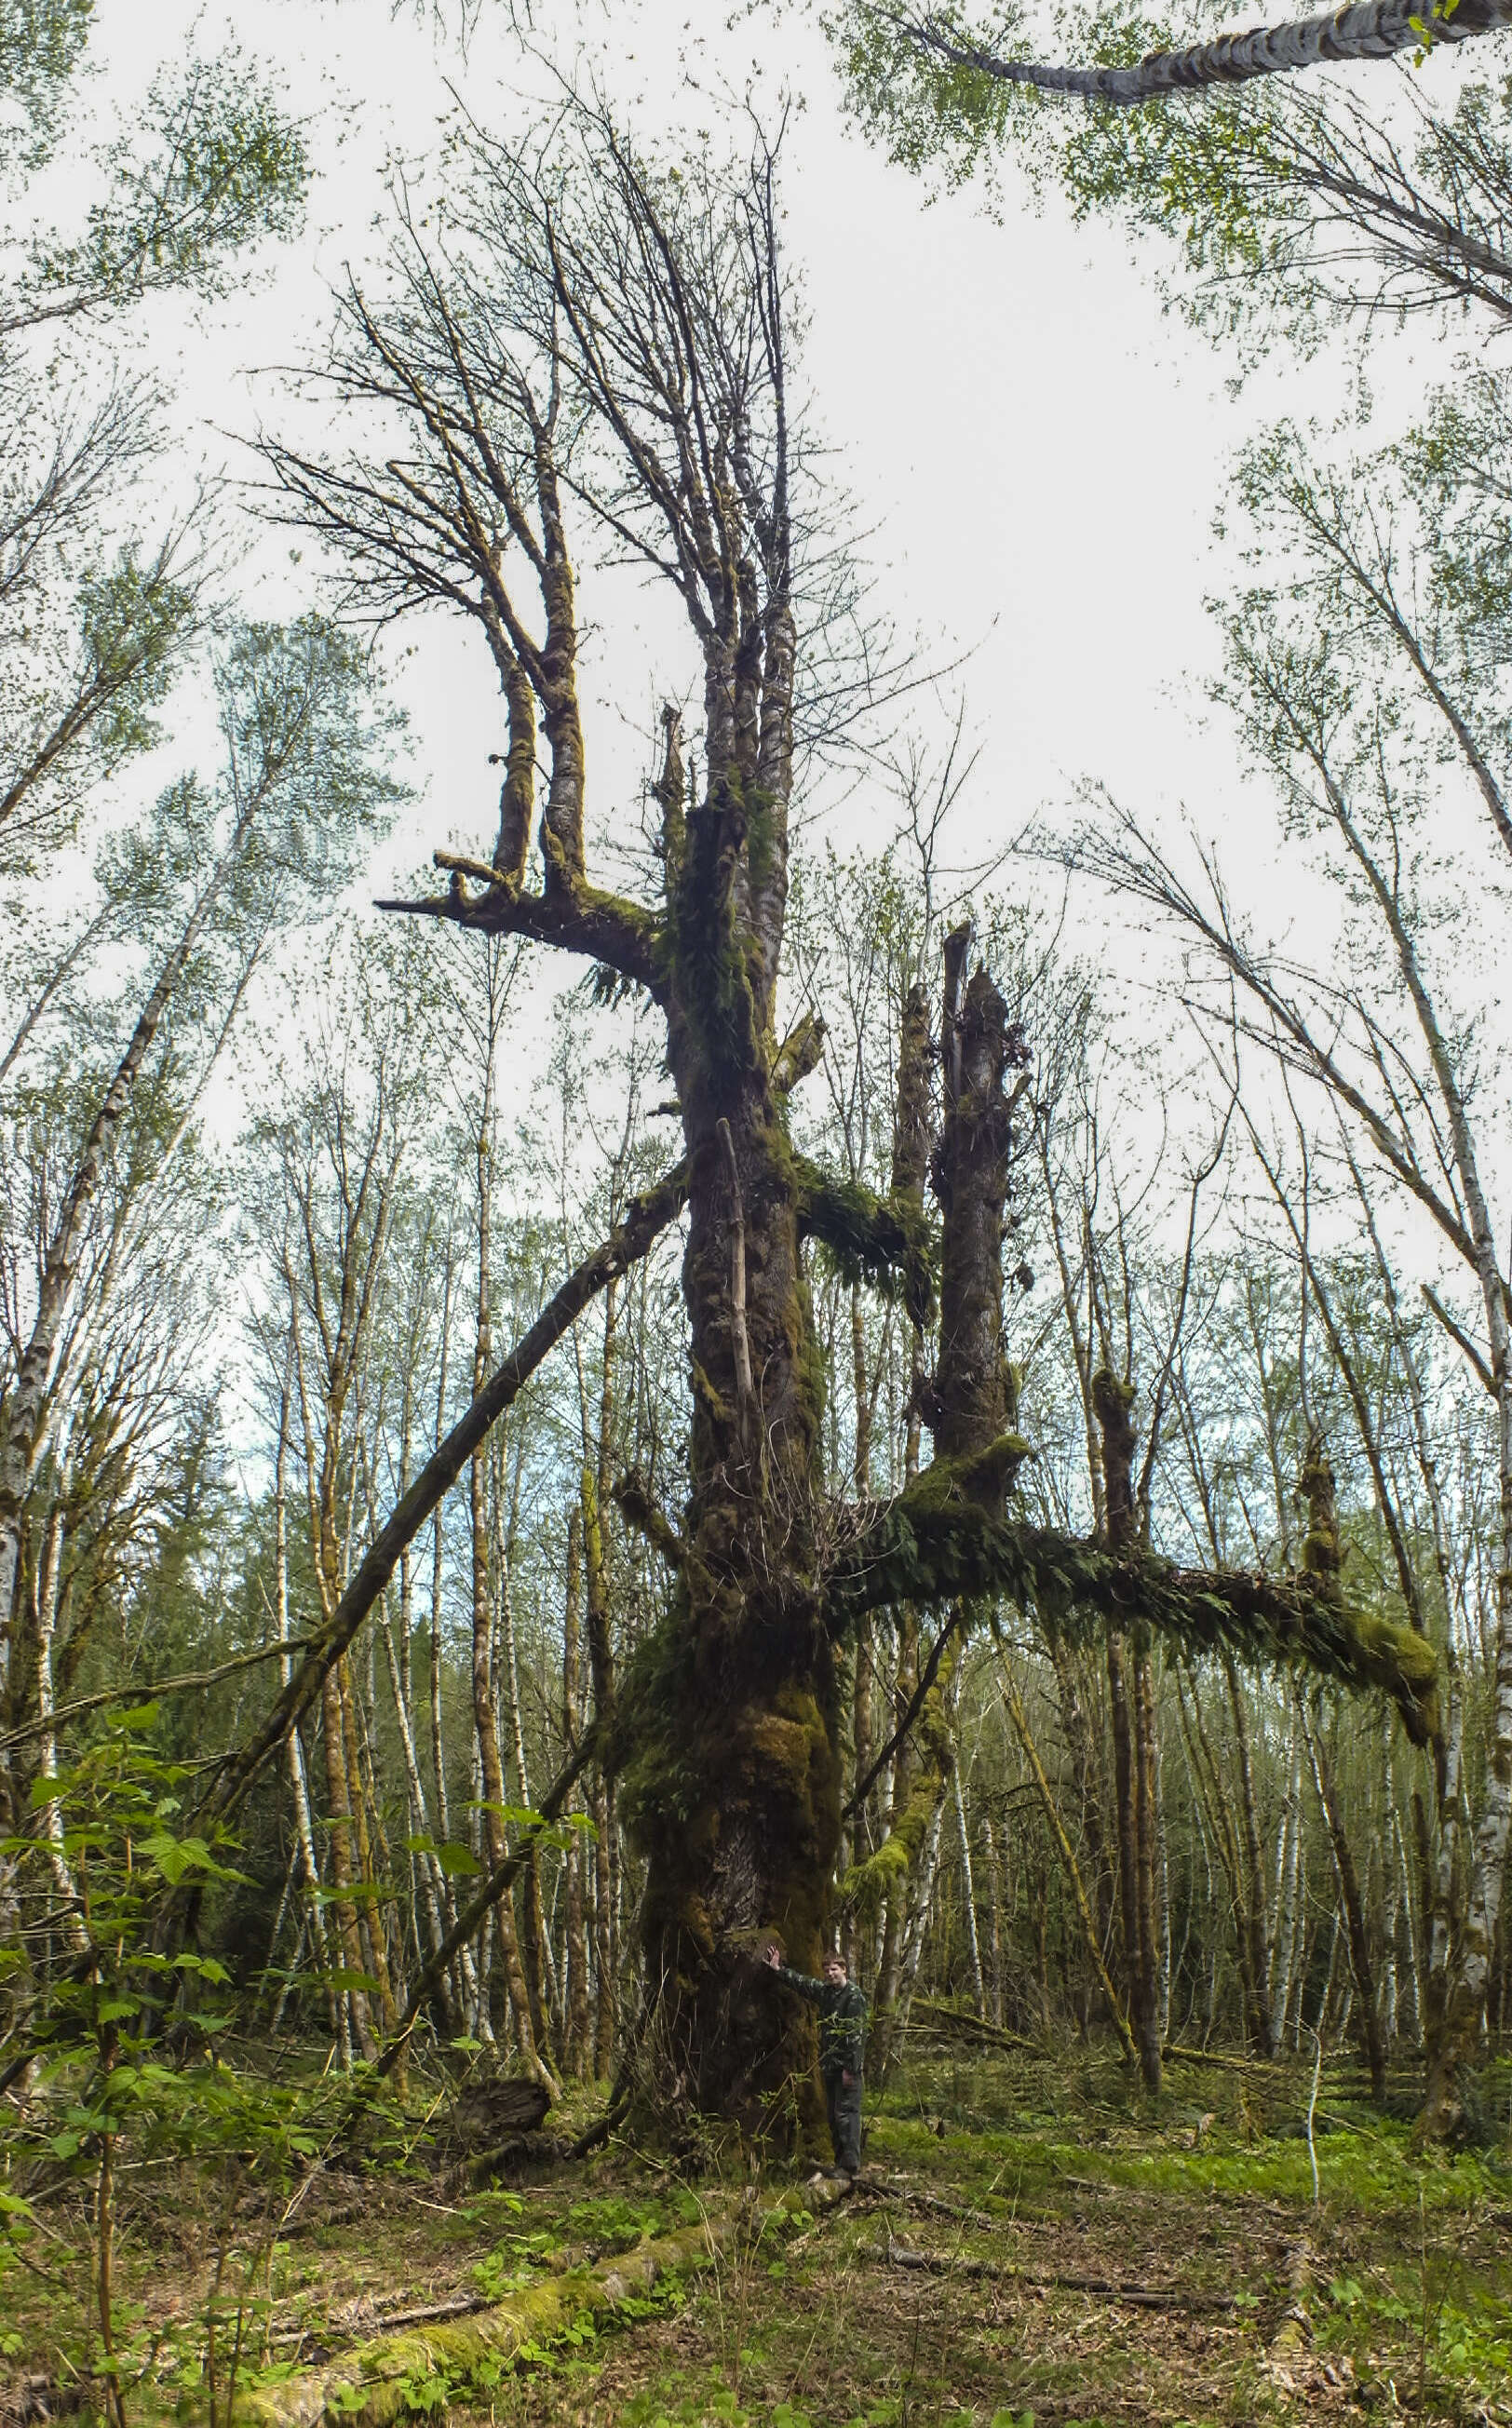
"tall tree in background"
0,622,402,1849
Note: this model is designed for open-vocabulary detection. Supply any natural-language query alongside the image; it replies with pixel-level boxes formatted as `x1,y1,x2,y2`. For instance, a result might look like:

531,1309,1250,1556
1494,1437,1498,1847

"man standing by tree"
764,1942,869,2177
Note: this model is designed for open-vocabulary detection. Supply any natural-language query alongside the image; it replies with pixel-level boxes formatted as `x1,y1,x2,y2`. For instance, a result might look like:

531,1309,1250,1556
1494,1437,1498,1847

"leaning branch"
1421,1282,1495,1396
824,1474,1438,1745
371,1735,597,2081
871,0,1510,107
200,1161,689,1829
842,1605,965,1819
0,1639,320,1754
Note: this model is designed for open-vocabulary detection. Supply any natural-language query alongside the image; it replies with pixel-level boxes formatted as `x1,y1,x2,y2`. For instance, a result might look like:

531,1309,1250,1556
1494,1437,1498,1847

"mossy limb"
825,1504,1439,1745
231,2188,836,2426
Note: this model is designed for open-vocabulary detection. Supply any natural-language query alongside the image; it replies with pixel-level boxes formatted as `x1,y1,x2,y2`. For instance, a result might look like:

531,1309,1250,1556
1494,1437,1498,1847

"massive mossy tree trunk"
625,669,848,2128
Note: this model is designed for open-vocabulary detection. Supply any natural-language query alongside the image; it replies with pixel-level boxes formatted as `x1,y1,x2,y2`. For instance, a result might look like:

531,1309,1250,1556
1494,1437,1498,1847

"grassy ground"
4,2041,1511,2426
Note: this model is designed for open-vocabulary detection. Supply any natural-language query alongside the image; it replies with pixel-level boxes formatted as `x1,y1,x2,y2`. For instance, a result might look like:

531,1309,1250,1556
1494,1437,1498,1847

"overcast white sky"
72,6,1313,847
56,0,1472,1143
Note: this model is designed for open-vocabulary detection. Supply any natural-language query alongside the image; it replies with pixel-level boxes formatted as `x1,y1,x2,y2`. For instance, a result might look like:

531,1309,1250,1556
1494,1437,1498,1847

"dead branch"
875,2239,1236,2313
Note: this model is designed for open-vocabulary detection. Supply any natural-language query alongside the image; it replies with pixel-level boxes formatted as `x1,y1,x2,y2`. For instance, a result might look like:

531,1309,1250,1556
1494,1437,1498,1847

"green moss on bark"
793,1153,939,1318
825,1503,1438,1746
232,2187,842,2426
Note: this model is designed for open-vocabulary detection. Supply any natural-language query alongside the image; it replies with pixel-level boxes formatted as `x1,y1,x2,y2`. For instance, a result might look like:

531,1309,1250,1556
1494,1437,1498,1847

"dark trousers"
823,2070,863,2172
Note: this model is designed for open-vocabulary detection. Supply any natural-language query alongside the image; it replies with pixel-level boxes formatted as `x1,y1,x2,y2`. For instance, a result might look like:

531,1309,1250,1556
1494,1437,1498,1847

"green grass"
5,2044,1512,2424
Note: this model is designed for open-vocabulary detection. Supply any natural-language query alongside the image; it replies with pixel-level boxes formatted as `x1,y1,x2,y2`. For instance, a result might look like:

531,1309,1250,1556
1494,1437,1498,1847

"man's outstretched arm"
763,1943,827,2003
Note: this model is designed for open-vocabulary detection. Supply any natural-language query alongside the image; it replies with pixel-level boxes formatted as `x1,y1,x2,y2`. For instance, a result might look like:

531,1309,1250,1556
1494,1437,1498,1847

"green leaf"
139,1829,248,1886
433,1841,482,1877
174,1952,231,1983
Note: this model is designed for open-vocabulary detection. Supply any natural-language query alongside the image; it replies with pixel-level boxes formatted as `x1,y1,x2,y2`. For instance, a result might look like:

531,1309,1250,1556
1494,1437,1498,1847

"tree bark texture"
884,0,1512,111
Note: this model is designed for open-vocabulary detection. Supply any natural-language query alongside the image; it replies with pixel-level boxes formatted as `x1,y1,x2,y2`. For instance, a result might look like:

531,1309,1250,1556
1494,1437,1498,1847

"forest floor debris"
3,2044,1511,2425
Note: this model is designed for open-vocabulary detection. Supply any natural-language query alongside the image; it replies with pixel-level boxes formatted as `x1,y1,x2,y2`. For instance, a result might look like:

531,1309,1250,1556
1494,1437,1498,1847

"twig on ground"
875,2237,1236,2314
857,2176,994,2227
271,2294,491,2347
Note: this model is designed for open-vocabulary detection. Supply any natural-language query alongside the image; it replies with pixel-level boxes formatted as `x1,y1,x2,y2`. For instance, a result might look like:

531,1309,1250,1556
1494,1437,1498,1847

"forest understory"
6,2042,1512,2428
14,3,1512,2424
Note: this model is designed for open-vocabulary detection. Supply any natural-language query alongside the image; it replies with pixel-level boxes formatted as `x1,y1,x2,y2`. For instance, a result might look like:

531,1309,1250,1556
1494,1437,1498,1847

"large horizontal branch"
794,1153,938,1322
199,1160,689,1831
873,0,1511,107
377,856,664,1000
824,1468,1439,1745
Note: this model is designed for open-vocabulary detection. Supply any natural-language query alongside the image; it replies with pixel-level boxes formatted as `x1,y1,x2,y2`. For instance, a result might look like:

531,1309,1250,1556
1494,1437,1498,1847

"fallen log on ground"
232,2176,852,2425
910,1996,1039,2053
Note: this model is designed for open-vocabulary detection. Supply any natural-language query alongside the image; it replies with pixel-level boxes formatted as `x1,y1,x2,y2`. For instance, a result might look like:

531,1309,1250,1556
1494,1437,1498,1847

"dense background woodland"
7,0,1512,2421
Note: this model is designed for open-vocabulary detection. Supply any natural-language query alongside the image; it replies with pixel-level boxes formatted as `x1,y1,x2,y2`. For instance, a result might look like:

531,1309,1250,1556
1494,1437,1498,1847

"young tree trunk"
979,1811,1006,2028
1302,1699,1386,2102
318,1665,376,2063
953,1766,985,2014
1093,1367,1160,2093
499,1533,552,2058
580,1465,617,2076
561,1506,592,2077
1223,1653,1276,2057
1048,1639,1114,1963
1270,1720,1303,2050
998,1637,1136,2064
1133,1638,1164,2081
467,1013,542,2074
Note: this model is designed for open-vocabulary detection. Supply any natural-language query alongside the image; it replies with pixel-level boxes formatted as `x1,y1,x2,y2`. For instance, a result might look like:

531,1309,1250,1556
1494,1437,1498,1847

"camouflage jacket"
776,1965,869,2078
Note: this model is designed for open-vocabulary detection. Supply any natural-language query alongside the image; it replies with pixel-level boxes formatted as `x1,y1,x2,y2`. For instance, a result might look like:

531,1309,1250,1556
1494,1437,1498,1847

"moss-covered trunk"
630,1052,836,2134
623,655,842,2136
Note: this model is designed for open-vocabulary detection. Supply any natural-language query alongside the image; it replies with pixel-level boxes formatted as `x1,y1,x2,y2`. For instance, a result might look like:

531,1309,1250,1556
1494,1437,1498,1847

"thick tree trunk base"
1415,2046,1489,2147
624,1618,842,2152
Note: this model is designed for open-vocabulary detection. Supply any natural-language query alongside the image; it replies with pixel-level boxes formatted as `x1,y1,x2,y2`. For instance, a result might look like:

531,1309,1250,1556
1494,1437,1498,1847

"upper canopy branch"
868,1,1510,108
379,853,664,999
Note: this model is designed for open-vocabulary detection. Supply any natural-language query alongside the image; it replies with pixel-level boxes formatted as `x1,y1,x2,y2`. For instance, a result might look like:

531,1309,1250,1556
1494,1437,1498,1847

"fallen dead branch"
233,2177,853,2425
909,1996,1040,2054
874,2238,1236,2314
1162,2042,1287,2073
272,2295,491,2348
858,2176,995,2227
